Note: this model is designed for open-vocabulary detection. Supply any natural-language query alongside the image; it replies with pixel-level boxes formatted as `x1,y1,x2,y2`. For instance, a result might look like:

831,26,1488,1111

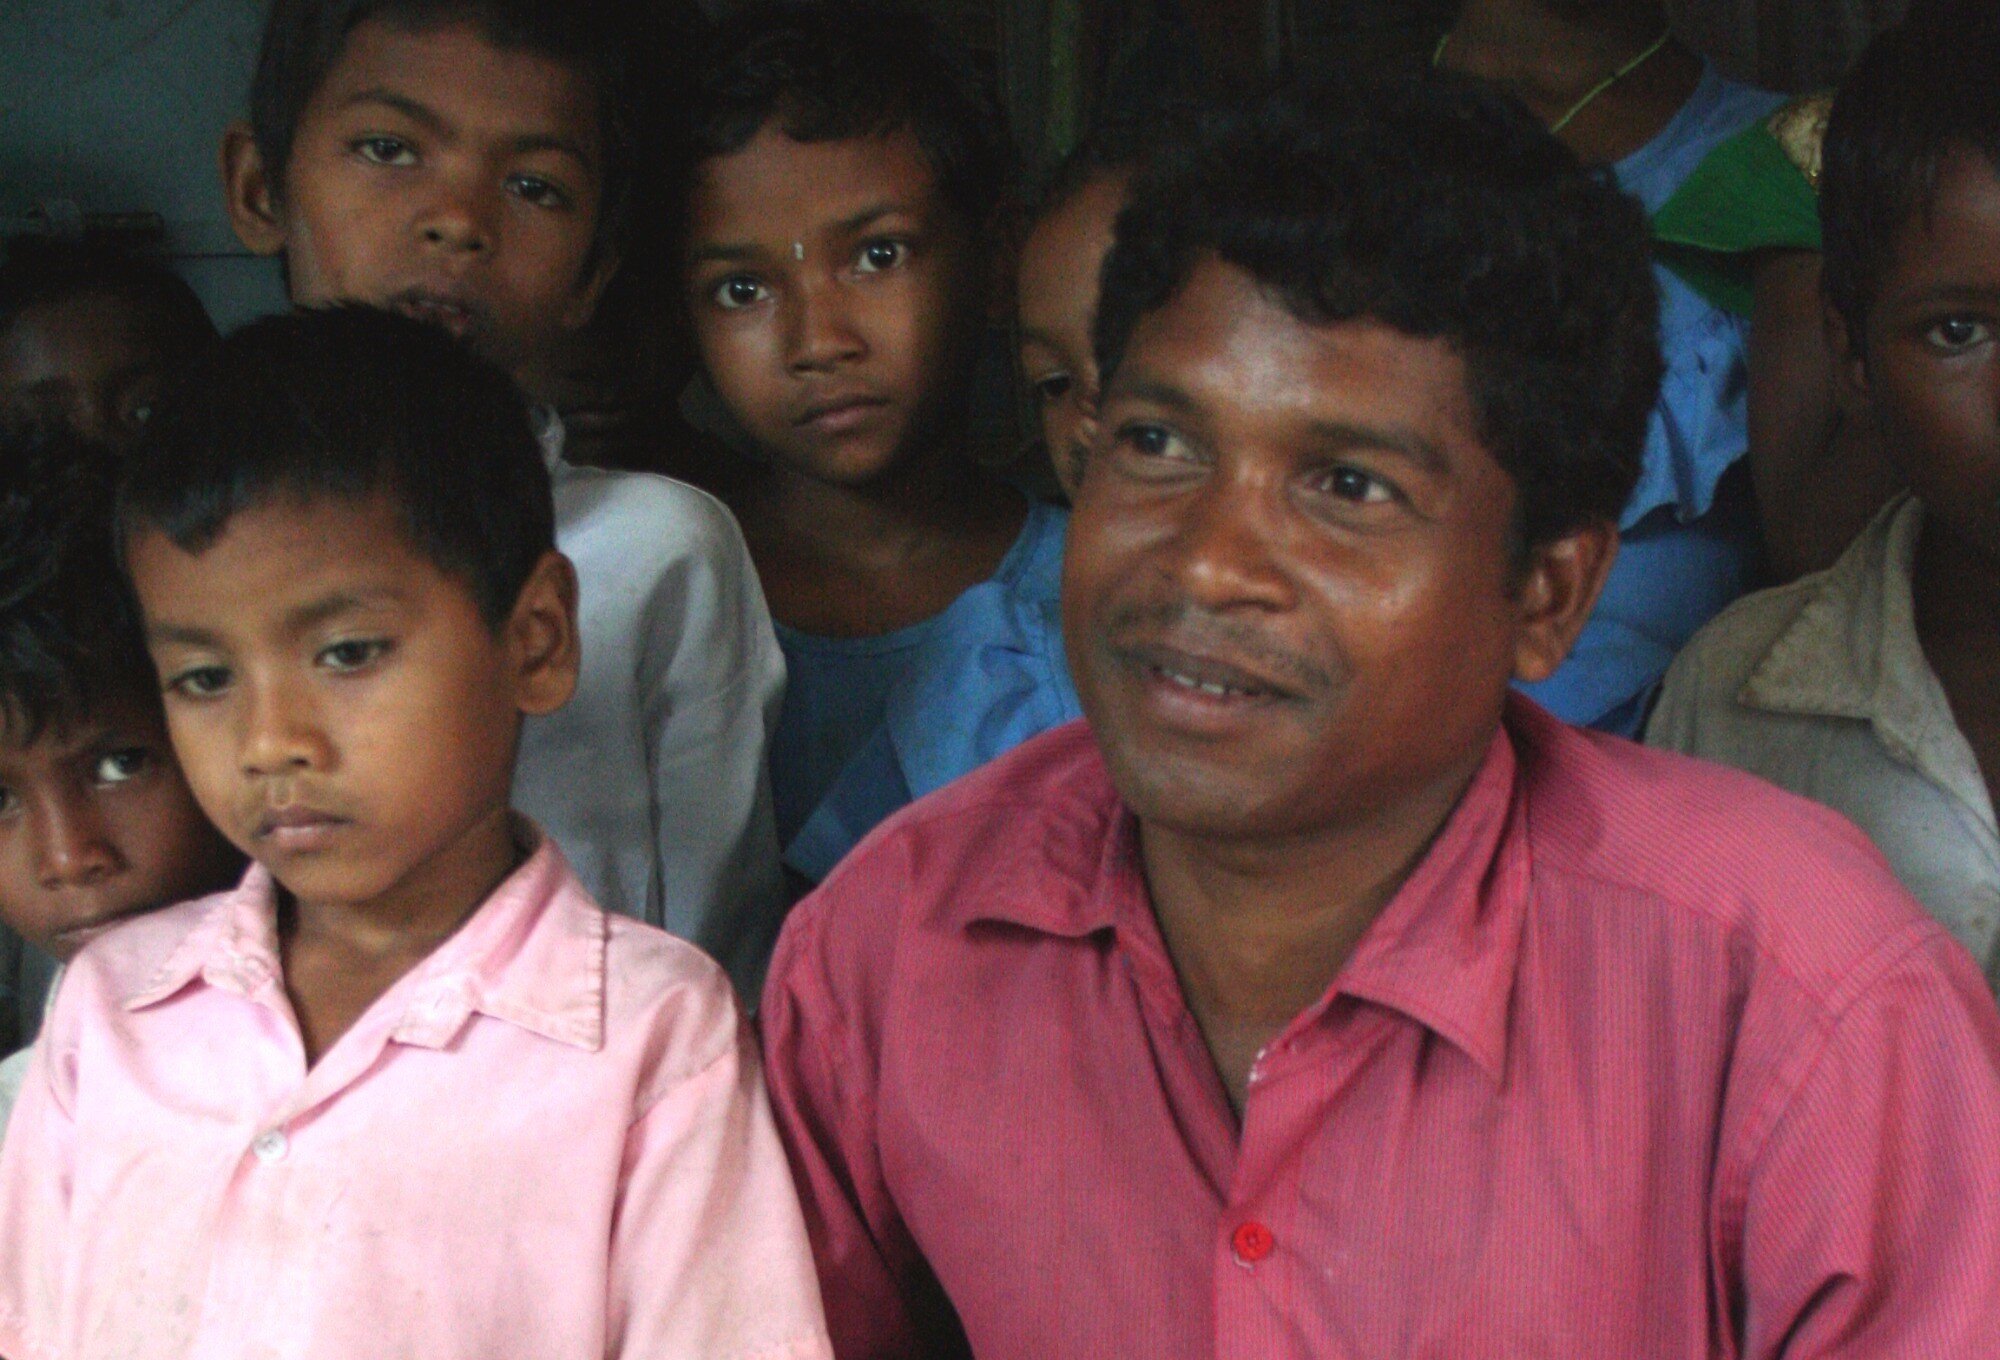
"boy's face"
0,290,181,454
0,686,241,961
128,493,578,918
223,19,611,385
1063,258,1610,849
1856,144,2000,559
1018,172,1129,500
684,124,984,487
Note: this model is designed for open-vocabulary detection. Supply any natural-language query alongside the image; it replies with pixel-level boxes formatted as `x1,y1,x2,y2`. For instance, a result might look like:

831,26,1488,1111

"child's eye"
168,665,232,699
1030,373,1074,406
92,748,153,786
507,173,572,210
711,276,769,310
319,639,392,672
854,239,909,274
1925,317,1993,353
352,135,417,167
1307,465,1398,505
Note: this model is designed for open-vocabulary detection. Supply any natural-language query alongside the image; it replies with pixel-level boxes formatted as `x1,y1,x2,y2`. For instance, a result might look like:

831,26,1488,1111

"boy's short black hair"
249,0,635,258
1095,77,1661,550
119,306,554,628
684,0,1011,231
0,239,217,352
0,420,151,743
1820,0,2000,348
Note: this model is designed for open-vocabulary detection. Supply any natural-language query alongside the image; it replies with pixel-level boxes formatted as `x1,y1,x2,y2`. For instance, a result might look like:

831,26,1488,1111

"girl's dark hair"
1096,75,1661,549
119,305,553,630
683,0,1011,232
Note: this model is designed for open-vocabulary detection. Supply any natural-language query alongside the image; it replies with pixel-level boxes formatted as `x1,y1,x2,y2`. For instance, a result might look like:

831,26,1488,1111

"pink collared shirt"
762,703,2000,1359
0,834,831,1360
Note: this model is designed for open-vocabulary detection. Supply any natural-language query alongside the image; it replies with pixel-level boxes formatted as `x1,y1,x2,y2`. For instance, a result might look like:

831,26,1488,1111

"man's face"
1017,172,1128,500
1858,145,2000,561
684,125,982,487
0,687,241,961
1065,259,1588,846
129,494,573,917
0,291,181,454
229,19,609,384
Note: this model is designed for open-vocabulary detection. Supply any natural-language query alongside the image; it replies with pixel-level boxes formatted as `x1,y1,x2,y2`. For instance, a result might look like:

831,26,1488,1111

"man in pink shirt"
0,309,831,1360
760,79,2000,1358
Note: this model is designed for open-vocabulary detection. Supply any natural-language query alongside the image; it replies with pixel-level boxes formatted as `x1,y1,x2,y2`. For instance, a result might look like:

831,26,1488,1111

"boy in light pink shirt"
0,307,830,1360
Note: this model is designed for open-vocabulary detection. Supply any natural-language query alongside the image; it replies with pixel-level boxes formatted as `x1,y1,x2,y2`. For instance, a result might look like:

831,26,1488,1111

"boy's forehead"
688,123,948,244
307,17,603,165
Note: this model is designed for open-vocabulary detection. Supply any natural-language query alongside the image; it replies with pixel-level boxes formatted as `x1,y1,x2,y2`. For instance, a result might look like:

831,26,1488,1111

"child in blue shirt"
679,2,1077,882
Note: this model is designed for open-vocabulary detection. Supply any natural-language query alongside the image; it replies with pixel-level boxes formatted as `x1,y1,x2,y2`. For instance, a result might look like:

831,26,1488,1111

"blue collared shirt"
1519,64,1786,735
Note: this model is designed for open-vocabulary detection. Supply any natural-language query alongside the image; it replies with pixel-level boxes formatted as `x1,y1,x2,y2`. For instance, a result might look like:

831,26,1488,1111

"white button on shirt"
1649,495,2000,987
514,415,789,999
251,1130,287,1163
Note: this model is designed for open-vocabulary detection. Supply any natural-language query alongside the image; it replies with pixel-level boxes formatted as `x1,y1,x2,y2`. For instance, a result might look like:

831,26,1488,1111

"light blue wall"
0,0,288,329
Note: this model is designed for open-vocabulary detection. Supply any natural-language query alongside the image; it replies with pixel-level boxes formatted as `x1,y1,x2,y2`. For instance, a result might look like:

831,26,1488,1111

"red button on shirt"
762,705,2000,1360
1231,1221,1274,1266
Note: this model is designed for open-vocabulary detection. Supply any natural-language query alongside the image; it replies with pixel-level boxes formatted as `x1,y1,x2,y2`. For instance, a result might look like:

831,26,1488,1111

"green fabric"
1650,121,1822,317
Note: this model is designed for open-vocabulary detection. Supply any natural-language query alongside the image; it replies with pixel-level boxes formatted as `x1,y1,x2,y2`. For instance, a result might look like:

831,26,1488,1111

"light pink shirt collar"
121,828,606,1053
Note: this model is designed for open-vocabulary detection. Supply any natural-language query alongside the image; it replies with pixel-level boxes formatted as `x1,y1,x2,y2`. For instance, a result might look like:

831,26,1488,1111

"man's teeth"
1160,667,1251,697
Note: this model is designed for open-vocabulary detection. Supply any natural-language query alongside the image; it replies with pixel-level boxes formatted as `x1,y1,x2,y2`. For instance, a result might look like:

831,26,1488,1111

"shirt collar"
1739,496,1959,766
957,713,1532,1083
122,824,607,1053
532,404,569,472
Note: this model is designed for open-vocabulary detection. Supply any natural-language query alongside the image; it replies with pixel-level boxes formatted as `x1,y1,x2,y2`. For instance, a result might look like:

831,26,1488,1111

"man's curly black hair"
0,420,151,744
1094,75,1662,550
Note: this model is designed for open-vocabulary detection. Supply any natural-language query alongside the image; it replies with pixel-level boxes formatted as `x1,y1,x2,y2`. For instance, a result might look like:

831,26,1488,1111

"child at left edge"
0,307,832,1360
219,0,789,994
0,422,244,1136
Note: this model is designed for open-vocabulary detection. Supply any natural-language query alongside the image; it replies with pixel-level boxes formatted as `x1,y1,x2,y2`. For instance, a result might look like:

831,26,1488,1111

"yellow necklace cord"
1433,29,1675,135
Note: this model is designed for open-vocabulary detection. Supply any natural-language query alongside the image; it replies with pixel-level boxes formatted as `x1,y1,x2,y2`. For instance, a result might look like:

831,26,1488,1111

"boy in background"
682,1,1077,883
218,0,788,992
1650,1,2000,990
0,241,218,454
0,307,831,1359
0,421,243,1135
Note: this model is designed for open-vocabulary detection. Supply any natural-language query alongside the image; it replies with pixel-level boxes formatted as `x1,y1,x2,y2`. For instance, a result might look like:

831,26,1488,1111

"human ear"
221,121,289,256
1825,298,1874,425
506,551,581,717
559,244,623,334
1509,520,1618,684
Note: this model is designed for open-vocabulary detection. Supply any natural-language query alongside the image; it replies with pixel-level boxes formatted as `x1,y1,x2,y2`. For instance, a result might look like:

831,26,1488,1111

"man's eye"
712,276,769,310
854,239,908,273
353,136,417,167
320,639,391,672
93,749,152,786
168,666,231,699
1926,317,1992,352
1116,422,1182,459
507,174,571,210
1030,373,1074,405
1312,466,1396,505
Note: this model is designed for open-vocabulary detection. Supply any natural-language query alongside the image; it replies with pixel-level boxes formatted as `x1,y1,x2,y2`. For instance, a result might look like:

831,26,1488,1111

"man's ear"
560,244,622,334
1511,520,1618,684
221,120,289,256
507,551,582,717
